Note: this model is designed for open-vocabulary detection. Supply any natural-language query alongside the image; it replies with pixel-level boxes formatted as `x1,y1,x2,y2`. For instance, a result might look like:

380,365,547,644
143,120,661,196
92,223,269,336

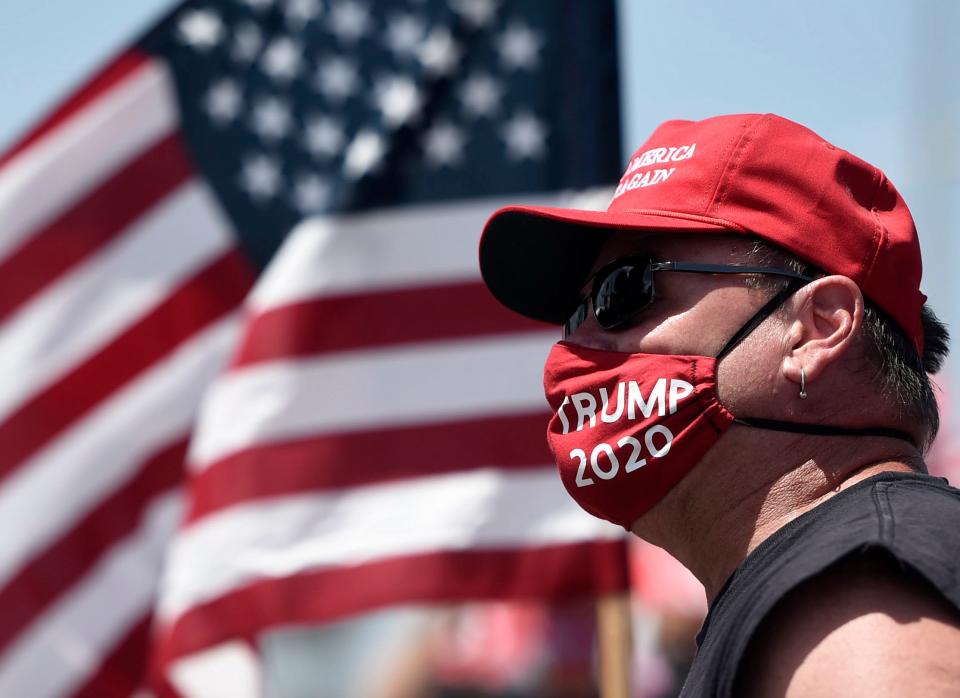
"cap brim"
479,205,731,325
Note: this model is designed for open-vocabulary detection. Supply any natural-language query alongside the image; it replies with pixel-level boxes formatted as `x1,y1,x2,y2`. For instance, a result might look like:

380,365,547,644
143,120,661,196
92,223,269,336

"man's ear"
781,276,864,386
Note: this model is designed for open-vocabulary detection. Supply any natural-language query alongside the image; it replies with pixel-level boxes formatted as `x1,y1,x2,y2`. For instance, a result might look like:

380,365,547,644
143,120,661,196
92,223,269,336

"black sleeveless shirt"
680,471,960,697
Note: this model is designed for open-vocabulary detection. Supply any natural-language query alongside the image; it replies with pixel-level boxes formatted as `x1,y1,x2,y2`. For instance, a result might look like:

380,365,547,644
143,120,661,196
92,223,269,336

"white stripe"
0,316,240,591
0,60,178,263
0,179,233,425
248,188,612,312
169,642,262,698
159,467,622,620
189,331,556,469
0,492,182,698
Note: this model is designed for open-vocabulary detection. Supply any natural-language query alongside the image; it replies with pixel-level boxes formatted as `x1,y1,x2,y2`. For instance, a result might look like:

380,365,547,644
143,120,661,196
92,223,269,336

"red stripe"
230,280,550,367
70,612,152,698
0,133,193,325
151,675,185,698
186,412,550,522
0,51,150,168
0,250,255,486
156,541,629,665
0,438,187,657
187,412,553,521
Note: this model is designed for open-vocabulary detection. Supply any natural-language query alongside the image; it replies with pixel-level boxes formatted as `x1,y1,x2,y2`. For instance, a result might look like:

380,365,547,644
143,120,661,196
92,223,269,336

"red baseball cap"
479,113,927,354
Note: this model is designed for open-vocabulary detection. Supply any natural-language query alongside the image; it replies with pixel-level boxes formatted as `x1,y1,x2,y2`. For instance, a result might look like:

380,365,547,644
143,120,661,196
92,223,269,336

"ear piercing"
799,367,808,400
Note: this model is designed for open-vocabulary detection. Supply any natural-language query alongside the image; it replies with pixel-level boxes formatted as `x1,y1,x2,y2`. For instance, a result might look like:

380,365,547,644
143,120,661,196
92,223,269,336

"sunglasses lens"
561,258,655,339
562,301,588,339
593,261,653,330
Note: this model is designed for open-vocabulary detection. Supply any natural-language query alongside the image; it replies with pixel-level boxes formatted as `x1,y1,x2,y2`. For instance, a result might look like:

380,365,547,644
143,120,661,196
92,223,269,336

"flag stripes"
69,613,153,698
0,59,175,259
185,412,551,521
0,493,181,696
0,317,239,592
0,180,233,432
0,51,153,169
0,437,187,656
0,250,253,483
3,0,628,691
232,280,547,366
158,541,627,666
164,468,620,615
245,196,578,313
189,330,556,470
0,51,253,696
0,133,192,325
159,199,626,673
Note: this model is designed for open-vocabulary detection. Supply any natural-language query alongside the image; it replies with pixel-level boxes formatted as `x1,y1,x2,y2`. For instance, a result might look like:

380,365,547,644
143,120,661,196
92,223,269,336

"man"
478,113,960,696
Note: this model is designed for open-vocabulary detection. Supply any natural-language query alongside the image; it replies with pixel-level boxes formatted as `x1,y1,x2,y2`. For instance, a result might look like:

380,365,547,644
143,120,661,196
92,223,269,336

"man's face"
565,230,788,412
543,229,797,534
566,230,783,358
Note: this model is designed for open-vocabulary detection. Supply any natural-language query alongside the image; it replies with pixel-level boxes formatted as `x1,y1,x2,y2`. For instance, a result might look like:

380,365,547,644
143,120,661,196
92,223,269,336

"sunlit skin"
566,230,960,697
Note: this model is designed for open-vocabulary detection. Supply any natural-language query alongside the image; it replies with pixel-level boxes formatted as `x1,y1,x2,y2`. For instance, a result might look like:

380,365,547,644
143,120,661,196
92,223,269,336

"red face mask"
543,290,916,531
544,343,735,529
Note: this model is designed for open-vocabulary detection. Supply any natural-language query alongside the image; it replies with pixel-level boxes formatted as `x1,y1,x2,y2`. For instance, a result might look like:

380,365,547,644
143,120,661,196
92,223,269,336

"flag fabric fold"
0,1,627,695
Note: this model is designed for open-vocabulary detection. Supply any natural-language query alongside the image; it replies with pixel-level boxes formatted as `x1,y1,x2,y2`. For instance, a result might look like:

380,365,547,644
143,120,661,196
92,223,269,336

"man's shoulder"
685,471,960,698
876,470,960,520
783,471,960,566
828,469,960,522
736,548,960,697
735,476,960,696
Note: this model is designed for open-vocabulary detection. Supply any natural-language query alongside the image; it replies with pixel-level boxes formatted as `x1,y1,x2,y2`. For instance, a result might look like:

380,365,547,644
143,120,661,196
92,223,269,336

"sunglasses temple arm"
652,262,814,283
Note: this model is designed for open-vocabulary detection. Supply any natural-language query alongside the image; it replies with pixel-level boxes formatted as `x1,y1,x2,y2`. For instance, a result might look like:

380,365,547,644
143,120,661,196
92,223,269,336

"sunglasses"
562,255,815,339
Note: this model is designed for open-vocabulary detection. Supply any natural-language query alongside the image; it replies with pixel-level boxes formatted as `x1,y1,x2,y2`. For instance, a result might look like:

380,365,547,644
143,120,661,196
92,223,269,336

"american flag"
0,1,627,695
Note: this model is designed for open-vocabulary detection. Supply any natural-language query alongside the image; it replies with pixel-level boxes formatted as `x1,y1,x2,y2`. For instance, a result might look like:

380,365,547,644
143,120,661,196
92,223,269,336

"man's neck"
631,433,922,602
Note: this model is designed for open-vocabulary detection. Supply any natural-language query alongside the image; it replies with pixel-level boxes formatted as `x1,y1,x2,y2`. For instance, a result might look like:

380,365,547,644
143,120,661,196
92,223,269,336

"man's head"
481,113,928,353
478,113,949,528
567,230,947,449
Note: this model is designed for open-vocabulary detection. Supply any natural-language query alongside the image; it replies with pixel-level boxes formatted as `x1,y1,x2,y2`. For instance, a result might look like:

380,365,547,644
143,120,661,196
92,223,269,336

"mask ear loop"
717,282,920,448
715,284,800,361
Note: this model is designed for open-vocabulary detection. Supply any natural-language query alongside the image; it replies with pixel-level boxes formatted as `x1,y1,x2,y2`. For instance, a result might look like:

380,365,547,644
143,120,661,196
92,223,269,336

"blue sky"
0,1,171,146
1,2,954,176
2,0,959,427
617,1,959,310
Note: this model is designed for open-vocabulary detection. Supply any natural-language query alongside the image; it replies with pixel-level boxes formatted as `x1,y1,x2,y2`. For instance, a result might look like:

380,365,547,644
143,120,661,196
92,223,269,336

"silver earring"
799,367,808,400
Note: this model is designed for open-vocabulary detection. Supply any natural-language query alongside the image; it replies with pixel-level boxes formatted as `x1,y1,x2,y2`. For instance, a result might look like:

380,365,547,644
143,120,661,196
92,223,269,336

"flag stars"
501,111,548,160
240,154,282,201
292,174,333,212
343,129,387,178
304,115,345,158
423,122,467,168
384,14,426,59
261,37,303,81
204,79,243,125
177,10,224,50
450,0,499,29
251,97,293,141
418,28,462,76
497,21,543,71
458,72,503,119
232,23,264,62
373,75,423,128
285,0,323,28
327,1,372,43
314,56,360,102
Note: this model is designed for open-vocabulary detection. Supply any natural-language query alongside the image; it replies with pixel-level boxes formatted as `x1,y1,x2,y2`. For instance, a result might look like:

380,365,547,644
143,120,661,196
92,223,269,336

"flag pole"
596,592,632,698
